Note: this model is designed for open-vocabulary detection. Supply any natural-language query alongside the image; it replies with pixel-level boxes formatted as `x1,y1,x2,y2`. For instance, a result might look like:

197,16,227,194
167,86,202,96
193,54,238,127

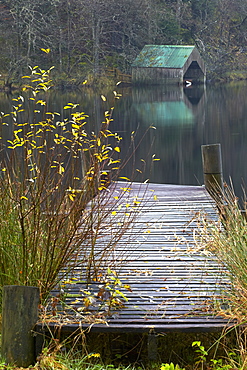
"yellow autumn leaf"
133,200,140,205
20,196,28,200
120,187,130,192
101,95,107,101
112,211,117,216
68,193,75,201
114,146,120,152
36,100,46,106
88,353,101,358
58,164,65,175
40,48,50,54
123,284,132,291
119,176,130,181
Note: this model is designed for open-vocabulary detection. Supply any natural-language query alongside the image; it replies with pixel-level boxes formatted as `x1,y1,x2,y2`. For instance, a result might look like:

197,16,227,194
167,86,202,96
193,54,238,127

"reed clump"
194,183,247,367
196,185,247,320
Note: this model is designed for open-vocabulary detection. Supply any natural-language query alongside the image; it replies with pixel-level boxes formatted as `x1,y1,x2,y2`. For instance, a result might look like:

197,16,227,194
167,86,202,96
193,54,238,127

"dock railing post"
1,285,40,367
201,144,224,202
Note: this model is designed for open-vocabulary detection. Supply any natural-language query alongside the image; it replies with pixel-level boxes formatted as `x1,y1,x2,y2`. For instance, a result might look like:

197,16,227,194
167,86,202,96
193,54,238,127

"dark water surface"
1,81,247,198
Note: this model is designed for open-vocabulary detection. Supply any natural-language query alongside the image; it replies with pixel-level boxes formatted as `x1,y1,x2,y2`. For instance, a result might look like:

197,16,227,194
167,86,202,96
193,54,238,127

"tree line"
0,0,246,84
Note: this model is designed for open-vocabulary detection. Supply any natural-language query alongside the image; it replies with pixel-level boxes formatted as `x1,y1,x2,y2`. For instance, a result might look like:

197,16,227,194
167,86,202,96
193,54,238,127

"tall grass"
195,184,247,367
0,65,146,304
196,184,247,320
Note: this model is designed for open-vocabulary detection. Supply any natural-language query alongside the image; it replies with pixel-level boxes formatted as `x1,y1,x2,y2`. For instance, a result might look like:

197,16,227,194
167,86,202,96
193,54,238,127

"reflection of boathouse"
132,45,206,85
132,85,206,126
130,85,206,184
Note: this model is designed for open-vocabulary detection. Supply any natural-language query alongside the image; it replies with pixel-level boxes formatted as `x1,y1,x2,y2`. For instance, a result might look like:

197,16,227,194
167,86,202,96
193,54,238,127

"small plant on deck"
57,267,132,320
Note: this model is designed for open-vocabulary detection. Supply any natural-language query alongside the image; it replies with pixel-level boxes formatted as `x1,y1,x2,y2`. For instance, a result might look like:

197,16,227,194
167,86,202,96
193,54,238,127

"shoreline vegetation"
0,71,118,93
1,67,247,94
0,0,246,94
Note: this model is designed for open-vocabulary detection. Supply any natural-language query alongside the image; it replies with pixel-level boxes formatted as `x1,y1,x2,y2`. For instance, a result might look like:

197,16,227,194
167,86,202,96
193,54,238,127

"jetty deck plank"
38,182,231,334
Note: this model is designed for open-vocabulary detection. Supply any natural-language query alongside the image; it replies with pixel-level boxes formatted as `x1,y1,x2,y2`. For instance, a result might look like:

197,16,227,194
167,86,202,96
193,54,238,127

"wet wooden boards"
37,182,231,336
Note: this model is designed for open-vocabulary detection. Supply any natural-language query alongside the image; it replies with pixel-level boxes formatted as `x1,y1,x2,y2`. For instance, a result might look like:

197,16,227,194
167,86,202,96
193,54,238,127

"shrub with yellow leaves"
0,65,136,304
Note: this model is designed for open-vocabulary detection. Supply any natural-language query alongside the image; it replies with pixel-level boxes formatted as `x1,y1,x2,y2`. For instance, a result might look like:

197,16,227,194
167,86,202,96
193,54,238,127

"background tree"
0,0,246,83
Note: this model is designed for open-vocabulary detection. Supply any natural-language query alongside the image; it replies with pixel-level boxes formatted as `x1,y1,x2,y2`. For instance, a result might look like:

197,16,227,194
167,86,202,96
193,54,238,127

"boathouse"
132,45,206,85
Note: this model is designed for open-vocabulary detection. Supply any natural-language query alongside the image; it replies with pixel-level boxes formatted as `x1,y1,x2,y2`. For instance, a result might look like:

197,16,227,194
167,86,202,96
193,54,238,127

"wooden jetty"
105,68,132,84
36,181,231,339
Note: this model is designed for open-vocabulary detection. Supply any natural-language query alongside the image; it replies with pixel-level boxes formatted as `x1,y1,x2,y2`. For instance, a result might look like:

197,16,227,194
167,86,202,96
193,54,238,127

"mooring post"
1,285,40,367
201,144,223,201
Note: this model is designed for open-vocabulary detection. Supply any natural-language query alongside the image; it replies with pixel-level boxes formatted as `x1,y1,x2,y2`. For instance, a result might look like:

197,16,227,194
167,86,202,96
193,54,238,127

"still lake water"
1,81,247,198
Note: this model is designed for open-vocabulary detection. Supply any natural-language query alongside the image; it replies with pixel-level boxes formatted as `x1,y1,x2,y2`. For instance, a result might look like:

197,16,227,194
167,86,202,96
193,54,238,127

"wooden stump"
1,285,40,367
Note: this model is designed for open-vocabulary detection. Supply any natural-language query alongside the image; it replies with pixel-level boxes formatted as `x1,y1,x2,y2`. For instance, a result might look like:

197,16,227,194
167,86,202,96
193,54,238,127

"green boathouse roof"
132,45,196,68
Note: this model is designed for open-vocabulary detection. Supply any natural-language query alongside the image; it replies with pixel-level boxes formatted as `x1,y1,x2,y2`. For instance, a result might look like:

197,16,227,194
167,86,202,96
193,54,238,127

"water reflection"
132,85,206,125
113,82,247,199
1,81,247,199
132,87,196,126
113,85,207,185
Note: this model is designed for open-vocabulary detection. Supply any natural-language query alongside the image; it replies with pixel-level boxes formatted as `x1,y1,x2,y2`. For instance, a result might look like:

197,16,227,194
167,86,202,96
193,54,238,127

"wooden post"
1,285,40,367
201,144,223,200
